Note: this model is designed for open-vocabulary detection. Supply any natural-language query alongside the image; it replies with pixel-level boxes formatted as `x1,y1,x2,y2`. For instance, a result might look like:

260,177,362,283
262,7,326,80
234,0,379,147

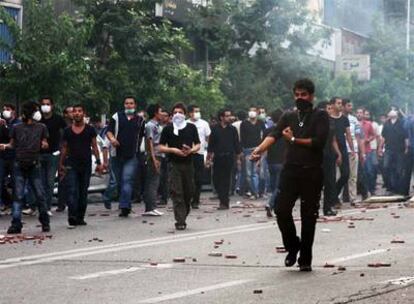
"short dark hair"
218,108,231,121
3,103,16,111
293,78,315,95
342,98,351,107
317,101,329,110
40,96,54,105
147,104,162,119
188,105,199,113
63,105,73,114
72,104,85,112
21,101,39,122
171,102,187,114
270,109,283,124
329,97,340,105
124,96,136,103
237,110,247,121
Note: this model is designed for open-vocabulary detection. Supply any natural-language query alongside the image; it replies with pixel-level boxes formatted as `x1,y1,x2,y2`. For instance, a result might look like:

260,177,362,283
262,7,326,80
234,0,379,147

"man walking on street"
143,104,164,216
207,109,242,210
106,96,145,217
160,103,200,230
59,104,103,228
251,79,329,272
2,102,50,234
39,97,67,215
187,105,211,209
240,106,265,199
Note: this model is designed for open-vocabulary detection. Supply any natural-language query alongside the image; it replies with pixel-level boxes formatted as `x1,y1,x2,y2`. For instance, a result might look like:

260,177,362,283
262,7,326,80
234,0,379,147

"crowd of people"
0,85,412,236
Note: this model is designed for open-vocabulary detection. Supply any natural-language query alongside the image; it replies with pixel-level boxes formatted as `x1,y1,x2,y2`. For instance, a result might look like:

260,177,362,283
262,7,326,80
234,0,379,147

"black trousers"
275,165,323,266
191,154,204,207
322,153,336,211
213,154,234,207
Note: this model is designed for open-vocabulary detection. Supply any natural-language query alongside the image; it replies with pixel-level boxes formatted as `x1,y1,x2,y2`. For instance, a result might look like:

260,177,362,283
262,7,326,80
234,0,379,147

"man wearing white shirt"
188,105,211,209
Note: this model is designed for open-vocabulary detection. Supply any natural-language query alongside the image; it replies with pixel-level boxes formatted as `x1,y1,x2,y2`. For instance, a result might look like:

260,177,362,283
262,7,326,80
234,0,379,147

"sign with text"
335,54,371,81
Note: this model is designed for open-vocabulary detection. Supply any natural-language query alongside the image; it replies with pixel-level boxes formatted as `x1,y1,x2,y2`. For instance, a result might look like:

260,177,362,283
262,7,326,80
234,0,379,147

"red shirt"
361,120,375,153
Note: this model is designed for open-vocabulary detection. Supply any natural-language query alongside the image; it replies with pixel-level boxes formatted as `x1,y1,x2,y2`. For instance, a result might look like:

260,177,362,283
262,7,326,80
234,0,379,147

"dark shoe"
265,206,273,218
104,201,112,210
299,265,312,272
323,209,337,217
119,208,130,217
7,225,22,234
55,206,65,212
77,219,87,226
285,248,300,267
217,206,229,210
42,225,51,232
192,205,199,209
175,223,187,230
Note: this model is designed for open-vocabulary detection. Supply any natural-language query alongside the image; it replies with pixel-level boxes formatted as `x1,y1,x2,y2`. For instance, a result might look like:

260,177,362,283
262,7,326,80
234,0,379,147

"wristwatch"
290,137,296,144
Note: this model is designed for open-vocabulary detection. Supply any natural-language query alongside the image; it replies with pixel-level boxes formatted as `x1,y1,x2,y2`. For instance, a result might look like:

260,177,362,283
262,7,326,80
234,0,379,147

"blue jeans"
112,155,138,209
243,148,259,195
383,150,405,194
39,153,59,209
66,159,92,223
102,158,118,203
267,163,283,209
12,161,49,228
259,156,270,194
364,151,377,194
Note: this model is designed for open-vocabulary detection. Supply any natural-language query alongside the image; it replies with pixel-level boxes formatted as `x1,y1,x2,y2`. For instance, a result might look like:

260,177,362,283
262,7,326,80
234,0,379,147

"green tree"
0,0,92,110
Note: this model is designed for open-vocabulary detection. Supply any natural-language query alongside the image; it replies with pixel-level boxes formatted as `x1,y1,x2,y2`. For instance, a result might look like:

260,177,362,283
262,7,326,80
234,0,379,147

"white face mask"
33,111,42,122
172,113,187,135
248,111,257,119
193,112,201,120
41,105,52,114
2,110,11,120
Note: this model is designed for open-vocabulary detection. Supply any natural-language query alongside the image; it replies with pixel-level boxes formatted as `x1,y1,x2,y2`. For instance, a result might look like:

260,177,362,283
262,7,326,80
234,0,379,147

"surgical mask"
259,113,266,120
41,105,51,114
33,111,42,122
172,113,186,125
248,111,257,119
2,110,11,120
193,112,201,120
295,98,313,112
125,109,135,116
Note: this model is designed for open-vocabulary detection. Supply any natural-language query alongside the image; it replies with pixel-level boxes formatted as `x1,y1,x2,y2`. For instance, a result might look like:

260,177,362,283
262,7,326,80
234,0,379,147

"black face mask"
295,98,313,112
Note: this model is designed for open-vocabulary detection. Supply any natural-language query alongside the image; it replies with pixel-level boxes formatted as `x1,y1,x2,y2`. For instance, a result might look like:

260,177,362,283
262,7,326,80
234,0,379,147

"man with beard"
251,79,329,271
59,104,103,228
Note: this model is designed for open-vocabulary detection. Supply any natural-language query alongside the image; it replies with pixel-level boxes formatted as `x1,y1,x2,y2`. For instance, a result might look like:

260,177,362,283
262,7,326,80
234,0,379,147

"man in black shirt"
38,97,67,214
251,79,329,272
60,104,103,228
1,102,50,234
106,96,145,217
240,106,265,199
160,103,200,230
207,109,242,210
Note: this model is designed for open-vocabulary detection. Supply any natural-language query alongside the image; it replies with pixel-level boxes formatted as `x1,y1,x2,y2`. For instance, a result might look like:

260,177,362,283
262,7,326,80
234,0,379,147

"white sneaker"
153,209,164,216
47,211,53,217
67,224,76,229
143,210,160,216
22,208,37,216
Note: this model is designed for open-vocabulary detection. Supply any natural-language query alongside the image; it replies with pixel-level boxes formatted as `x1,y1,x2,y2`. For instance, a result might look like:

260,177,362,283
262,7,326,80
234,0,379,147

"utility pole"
205,0,209,80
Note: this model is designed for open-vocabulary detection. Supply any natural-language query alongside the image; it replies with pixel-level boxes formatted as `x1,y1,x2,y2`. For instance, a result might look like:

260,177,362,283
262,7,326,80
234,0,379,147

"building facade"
0,0,23,63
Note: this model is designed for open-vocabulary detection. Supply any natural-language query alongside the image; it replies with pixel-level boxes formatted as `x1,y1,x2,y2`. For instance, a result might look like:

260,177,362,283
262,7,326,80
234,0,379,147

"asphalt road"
1,194,414,304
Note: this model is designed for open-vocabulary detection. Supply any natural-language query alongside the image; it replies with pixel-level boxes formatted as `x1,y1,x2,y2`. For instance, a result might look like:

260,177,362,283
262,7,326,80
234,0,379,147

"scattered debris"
224,254,238,259
367,263,391,268
253,290,263,294
324,263,335,268
338,266,346,271
173,257,186,263
208,252,223,257
391,239,405,244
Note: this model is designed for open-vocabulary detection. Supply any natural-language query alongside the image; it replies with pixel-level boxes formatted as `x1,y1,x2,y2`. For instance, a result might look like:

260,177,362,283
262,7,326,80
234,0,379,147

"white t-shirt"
232,120,242,138
346,114,361,153
187,118,211,155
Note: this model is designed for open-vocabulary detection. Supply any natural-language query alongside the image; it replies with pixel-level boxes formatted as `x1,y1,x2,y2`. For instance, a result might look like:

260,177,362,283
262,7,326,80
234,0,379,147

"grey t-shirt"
145,119,163,157
12,123,49,162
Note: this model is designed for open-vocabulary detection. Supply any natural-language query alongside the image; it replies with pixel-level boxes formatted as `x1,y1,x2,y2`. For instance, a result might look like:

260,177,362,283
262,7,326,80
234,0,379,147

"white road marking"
0,223,272,269
138,279,254,304
384,276,414,286
69,263,174,280
0,206,400,270
328,249,389,264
